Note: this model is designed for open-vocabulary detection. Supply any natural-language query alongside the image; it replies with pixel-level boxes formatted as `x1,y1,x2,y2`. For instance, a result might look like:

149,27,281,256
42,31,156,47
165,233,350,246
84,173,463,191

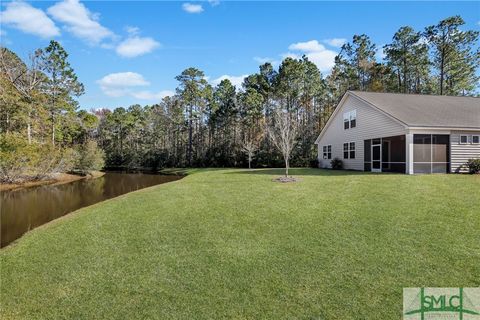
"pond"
0,172,182,248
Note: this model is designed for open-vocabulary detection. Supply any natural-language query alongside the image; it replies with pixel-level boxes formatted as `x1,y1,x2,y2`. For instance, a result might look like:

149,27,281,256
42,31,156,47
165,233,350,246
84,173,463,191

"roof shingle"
350,91,480,129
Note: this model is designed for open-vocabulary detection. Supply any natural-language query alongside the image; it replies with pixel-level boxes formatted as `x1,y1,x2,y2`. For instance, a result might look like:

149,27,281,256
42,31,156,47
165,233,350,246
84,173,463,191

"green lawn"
1,169,479,319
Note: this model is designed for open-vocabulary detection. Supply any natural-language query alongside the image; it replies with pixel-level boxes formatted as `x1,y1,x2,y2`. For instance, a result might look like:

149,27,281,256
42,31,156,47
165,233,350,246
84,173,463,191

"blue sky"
1,1,479,110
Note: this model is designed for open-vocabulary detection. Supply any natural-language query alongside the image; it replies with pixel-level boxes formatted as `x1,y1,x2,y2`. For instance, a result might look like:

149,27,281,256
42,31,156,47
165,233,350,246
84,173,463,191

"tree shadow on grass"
224,168,384,177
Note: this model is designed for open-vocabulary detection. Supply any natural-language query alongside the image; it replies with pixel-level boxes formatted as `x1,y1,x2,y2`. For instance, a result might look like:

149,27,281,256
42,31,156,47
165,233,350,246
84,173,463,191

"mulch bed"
272,176,300,183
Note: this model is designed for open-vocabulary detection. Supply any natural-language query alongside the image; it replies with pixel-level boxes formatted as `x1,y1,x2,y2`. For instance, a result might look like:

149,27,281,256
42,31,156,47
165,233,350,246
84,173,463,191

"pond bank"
0,171,105,192
1,172,182,248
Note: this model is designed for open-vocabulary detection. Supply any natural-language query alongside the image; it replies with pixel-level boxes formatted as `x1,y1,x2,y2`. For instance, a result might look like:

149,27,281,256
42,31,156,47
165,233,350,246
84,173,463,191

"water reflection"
0,172,181,247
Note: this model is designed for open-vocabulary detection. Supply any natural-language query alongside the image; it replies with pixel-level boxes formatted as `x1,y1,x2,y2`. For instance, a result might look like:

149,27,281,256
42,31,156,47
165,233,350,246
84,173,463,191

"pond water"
0,172,182,248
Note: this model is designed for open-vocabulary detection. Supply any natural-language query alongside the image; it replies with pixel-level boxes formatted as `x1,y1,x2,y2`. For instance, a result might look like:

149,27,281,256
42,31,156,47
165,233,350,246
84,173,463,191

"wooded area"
1,16,478,181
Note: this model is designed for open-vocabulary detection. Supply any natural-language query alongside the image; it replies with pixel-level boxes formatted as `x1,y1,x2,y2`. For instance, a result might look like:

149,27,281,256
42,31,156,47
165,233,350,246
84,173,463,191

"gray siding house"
315,91,480,174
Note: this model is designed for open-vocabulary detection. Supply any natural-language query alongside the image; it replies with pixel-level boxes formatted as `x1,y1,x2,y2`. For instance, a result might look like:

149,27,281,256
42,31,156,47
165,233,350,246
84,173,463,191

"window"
343,113,349,130
460,135,468,144
350,110,357,128
472,135,479,144
343,110,357,130
344,142,355,159
349,142,356,159
323,145,332,159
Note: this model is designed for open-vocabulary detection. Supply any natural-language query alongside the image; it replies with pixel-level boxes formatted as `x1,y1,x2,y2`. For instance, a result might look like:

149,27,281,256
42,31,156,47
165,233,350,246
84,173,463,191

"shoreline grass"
1,168,479,319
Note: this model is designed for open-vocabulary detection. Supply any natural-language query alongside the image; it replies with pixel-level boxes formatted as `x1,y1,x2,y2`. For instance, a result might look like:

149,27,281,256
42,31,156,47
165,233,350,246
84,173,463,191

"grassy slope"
1,169,479,319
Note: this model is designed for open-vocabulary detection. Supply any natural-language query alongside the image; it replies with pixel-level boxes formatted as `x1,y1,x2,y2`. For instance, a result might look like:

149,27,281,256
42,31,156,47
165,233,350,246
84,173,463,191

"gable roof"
350,91,480,129
315,91,480,144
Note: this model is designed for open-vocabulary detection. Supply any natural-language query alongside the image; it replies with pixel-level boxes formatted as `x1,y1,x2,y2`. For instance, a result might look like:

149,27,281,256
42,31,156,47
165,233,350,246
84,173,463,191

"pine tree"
425,16,479,95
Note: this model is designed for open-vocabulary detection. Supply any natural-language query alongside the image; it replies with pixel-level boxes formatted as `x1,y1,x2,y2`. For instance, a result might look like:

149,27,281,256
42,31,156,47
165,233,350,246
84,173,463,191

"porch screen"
413,134,450,174
364,135,406,173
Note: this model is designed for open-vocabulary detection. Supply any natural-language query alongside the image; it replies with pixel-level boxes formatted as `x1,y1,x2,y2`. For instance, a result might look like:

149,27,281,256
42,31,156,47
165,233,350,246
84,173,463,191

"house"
315,91,480,174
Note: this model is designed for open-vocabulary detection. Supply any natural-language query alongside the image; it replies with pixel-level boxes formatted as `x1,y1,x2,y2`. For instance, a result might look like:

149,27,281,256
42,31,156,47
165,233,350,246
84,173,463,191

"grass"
1,168,479,319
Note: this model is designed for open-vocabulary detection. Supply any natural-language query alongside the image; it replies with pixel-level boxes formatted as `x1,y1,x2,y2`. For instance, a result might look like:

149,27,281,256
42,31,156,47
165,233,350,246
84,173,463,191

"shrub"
74,140,105,174
31,144,66,179
0,133,36,183
0,133,79,183
466,159,480,174
309,158,319,168
330,157,343,170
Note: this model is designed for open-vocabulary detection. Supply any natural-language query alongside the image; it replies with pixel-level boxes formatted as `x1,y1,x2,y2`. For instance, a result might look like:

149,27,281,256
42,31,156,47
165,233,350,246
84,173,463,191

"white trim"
371,143,382,173
343,141,356,159
460,135,469,144
408,129,451,135
322,145,332,160
409,126,480,131
349,141,356,159
343,109,357,130
406,133,414,174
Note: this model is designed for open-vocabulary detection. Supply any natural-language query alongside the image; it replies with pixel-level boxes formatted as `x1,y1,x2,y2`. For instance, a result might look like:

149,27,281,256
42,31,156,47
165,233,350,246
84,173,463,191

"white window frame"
343,142,349,159
343,112,350,130
349,141,356,159
323,145,332,159
460,135,469,144
472,135,479,144
343,142,355,159
343,110,357,130
350,110,357,128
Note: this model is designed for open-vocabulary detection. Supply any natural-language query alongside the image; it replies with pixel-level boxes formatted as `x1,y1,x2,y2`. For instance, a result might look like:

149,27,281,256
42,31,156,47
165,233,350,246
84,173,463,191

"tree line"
0,42,103,182
1,16,479,180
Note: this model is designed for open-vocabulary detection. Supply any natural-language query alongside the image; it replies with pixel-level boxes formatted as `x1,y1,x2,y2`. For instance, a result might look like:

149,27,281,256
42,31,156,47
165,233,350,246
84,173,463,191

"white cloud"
323,38,346,48
285,39,339,73
212,74,248,88
130,90,175,100
97,72,172,101
97,72,150,97
253,56,279,66
288,40,325,52
182,3,204,13
281,52,301,60
48,0,114,44
125,26,140,35
1,1,60,38
208,0,220,6
116,36,160,58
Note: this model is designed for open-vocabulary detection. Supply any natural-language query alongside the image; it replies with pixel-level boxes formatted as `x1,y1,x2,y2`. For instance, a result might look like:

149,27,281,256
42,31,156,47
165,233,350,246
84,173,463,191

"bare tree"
0,48,44,143
241,139,257,169
267,108,298,177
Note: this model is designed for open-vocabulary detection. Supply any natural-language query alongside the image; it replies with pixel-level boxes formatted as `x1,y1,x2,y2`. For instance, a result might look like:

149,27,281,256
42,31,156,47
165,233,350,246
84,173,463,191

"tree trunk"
188,105,193,166
51,116,55,146
27,122,31,144
440,47,445,95
27,106,32,144
285,158,289,177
